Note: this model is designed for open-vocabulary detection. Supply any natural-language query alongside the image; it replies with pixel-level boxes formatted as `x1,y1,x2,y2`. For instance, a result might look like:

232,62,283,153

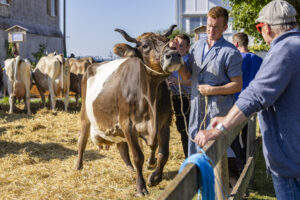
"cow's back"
36,56,61,79
69,58,92,75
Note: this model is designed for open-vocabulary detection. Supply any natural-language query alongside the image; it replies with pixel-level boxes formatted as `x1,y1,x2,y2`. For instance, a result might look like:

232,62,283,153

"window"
0,0,9,5
47,0,58,17
190,18,201,31
202,17,207,26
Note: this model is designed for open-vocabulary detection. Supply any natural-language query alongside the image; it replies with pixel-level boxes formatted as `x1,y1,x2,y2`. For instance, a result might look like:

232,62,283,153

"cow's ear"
113,43,137,57
56,54,64,63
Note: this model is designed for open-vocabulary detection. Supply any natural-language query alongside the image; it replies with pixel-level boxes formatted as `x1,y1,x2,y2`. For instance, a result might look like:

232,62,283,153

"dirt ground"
0,101,185,200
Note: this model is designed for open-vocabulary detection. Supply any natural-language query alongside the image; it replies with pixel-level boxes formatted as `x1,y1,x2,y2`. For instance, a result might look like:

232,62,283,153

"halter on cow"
76,25,182,196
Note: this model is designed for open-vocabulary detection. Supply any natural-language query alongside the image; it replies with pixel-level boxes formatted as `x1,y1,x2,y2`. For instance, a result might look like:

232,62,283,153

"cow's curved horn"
115,28,140,45
163,25,177,37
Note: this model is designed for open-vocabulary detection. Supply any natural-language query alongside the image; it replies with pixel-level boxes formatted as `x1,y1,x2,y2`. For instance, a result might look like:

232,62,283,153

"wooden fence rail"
158,114,261,200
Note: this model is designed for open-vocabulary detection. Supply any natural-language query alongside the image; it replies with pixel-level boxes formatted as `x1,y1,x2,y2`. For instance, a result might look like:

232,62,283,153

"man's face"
206,16,228,41
260,24,272,45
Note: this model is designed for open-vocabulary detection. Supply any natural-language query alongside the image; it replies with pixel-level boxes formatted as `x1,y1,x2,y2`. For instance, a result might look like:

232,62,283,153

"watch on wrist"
216,123,226,133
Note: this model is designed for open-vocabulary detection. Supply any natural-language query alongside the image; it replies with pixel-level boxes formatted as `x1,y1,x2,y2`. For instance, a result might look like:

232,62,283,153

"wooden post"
214,150,229,199
63,0,67,57
247,115,256,159
15,42,20,56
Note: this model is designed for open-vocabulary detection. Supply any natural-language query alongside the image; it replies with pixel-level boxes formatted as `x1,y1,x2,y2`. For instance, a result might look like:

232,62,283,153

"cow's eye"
142,44,150,51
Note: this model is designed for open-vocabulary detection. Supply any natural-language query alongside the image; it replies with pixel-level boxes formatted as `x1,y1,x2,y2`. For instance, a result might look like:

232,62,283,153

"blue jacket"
235,52,262,100
236,28,300,178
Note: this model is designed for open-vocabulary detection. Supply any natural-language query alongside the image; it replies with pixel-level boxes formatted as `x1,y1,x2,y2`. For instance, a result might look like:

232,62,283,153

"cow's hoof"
147,159,157,170
148,172,162,187
126,165,135,172
75,163,83,170
135,188,148,196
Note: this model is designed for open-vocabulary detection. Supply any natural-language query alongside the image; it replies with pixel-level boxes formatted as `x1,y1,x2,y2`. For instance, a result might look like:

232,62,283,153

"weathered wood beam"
228,136,262,200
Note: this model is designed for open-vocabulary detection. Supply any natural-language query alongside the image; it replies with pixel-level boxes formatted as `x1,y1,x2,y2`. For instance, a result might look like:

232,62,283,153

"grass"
0,100,276,199
247,148,276,200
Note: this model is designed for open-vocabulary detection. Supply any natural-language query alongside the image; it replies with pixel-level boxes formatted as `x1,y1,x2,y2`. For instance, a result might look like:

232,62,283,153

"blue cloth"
186,36,242,155
271,172,300,200
234,52,262,100
236,28,300,178
179,151,215,200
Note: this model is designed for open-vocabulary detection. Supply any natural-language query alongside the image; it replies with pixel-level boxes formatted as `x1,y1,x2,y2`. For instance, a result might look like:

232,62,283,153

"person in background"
195,1,300,199
168,34,191,158
231,32,263,172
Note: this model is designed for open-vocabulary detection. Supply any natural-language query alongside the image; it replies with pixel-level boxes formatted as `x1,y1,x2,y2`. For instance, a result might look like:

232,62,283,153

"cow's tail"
61,58,64,95
60,57,69,96
13,56,25,98
14,56,21,82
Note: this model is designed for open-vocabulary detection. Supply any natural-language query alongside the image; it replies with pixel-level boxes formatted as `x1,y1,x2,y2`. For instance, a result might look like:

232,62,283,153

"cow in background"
33,53,70,111
76,25,182,196
0,66,3,97
68,57,94,106
4,56,32,114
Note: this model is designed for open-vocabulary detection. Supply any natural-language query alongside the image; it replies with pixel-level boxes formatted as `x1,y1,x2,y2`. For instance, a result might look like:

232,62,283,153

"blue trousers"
271,173,300,200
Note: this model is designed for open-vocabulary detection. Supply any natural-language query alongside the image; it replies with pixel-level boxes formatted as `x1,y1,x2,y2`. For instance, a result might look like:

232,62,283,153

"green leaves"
228,0,300,50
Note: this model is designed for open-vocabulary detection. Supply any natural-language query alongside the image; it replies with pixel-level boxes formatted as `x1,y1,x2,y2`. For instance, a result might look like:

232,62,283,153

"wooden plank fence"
158,114,262,200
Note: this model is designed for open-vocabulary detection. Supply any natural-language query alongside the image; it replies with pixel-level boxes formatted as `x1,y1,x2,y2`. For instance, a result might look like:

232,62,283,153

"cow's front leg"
117,142,134,171
123,122,148,196
147,138,158,170
148,125,170,187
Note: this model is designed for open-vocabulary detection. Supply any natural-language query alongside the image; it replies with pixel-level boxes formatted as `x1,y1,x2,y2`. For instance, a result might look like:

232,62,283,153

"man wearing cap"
194,1,300,199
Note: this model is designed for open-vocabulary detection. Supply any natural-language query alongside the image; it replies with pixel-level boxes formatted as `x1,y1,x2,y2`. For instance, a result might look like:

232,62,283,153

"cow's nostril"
165,54,171,60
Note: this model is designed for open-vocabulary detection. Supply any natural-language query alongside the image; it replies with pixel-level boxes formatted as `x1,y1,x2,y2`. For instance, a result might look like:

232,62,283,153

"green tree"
32,44,46,68
5,40,15,59
227,0,300,50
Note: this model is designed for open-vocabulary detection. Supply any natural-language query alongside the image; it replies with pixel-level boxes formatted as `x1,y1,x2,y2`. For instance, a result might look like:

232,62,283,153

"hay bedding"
0,101,185,200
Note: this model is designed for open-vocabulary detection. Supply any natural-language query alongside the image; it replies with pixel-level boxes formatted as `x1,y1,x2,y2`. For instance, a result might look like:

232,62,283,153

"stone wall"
0,0,63,66
0,31,63,66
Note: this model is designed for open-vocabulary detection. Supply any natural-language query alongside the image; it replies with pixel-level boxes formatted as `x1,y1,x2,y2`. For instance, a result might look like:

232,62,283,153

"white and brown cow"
68,57,94,106
76,25,182,196
4,56,32,114
33,53,70,111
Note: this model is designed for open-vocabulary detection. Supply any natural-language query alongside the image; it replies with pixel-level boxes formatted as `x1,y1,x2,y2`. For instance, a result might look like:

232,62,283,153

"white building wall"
176,0,235,42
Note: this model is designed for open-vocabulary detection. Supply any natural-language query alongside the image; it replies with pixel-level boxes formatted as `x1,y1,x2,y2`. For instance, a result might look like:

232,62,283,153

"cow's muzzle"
161,50,183,73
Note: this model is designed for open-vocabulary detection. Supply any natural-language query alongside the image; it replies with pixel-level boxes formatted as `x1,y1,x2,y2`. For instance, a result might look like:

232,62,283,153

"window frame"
47,0,58,17
0,0,10,6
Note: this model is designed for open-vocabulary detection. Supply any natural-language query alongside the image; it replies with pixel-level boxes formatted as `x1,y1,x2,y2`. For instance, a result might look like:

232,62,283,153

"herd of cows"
0,53,94,114
0,25,183,196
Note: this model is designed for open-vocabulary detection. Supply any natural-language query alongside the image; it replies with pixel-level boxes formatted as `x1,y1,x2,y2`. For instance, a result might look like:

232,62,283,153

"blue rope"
179,149,215,200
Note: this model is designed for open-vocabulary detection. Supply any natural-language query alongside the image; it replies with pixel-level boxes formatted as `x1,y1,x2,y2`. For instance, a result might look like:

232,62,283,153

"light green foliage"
167,28,194,40
32,44,47,68
5,40,15,59
227,0,300,51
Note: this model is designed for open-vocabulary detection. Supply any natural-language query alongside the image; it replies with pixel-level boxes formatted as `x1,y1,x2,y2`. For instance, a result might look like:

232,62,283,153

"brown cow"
68,57,94,106
76,25,182,196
